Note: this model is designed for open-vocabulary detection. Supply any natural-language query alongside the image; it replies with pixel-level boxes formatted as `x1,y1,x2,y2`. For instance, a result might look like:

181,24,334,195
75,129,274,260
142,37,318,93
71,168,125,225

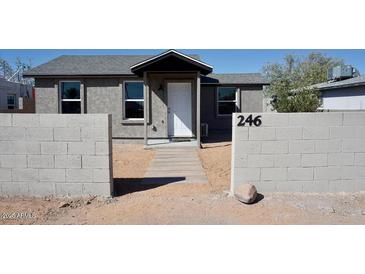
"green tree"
263,53,344,112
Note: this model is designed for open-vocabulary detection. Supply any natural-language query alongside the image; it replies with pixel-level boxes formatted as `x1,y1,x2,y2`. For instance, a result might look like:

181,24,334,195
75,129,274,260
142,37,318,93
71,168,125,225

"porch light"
158,84,164,92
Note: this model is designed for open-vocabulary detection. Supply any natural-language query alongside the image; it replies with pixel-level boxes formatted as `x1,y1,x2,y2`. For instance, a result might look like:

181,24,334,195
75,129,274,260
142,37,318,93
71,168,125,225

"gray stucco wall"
231,112,365,193
0,114,113,197
34,76,264,139
35,78,58,113
35,74,198,139
201,85,263,133
84,77,143,138
241,87,263,113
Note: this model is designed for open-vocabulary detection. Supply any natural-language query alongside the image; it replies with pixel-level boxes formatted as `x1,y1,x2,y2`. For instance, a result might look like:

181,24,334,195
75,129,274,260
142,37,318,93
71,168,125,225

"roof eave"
131,49,212,69
317,82,365,91
22,73,138,78
201,82,270,85
130,50,213,76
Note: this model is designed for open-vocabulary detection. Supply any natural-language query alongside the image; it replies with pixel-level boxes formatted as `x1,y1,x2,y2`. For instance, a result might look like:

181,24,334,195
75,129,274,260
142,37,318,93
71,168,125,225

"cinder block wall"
231,112,365,193
0,114,113,197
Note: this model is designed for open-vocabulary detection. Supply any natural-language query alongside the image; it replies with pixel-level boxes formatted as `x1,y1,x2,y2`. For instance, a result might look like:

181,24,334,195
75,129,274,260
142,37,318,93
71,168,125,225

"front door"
167,82,192,137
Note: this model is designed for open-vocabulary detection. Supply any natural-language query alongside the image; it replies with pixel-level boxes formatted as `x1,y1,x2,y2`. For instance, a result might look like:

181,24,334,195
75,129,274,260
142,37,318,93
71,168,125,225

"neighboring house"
312,75,365,111
0,77,34,113
23,50,268,146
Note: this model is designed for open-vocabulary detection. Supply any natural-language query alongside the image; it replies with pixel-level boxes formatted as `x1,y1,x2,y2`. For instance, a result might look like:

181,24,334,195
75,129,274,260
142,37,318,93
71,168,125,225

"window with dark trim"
60,81,81,114
124,81,144,119
216,87,237,116
7,94,16,109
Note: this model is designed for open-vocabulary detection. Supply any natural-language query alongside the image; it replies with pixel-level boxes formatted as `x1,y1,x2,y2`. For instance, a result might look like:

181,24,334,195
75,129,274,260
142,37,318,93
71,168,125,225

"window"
7,94,16,109
217,87,237,116
124,81,144,119
60,82,81,114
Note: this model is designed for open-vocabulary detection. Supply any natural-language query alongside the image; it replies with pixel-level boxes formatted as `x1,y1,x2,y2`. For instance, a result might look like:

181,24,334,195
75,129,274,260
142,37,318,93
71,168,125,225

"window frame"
59,80,82,114
7,94,16,109
123,80,144,121
216,86,239,117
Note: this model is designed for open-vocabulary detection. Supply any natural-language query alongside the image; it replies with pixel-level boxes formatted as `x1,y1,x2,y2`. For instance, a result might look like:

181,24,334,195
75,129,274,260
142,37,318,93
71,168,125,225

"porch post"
196,72,201,148
143,72,148,147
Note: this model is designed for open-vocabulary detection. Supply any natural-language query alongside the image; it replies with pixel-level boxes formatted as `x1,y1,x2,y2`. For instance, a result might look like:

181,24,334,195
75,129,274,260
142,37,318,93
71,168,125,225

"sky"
1,49,365,74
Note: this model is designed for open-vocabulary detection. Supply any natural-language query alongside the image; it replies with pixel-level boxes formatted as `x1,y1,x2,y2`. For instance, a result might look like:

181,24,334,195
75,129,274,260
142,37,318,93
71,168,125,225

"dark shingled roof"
201,73,269,85
311,75,365,90
23,54,269,85
23,55,153,76
23,54,200,77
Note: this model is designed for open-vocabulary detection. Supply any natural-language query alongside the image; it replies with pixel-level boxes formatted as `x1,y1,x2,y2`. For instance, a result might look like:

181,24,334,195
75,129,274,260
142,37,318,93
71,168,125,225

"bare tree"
1,57,34,85
0,58,14,79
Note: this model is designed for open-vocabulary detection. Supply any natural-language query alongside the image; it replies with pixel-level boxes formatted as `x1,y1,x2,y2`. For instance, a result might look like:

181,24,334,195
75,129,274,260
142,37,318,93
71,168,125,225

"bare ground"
1,143,365,225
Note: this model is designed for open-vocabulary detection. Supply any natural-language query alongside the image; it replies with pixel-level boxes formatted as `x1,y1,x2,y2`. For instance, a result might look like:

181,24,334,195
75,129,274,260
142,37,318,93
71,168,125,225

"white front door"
167,82,192,137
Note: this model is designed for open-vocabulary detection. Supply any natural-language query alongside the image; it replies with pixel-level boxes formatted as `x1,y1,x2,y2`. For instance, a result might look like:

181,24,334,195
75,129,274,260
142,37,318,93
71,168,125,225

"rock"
234,184,257,204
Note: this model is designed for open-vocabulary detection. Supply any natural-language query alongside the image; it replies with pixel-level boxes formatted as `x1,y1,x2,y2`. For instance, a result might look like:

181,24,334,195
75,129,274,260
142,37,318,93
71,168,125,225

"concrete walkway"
142,148,208,184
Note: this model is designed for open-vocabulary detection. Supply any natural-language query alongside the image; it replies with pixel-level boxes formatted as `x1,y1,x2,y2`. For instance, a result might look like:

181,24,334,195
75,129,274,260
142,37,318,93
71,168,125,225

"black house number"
237,114,262,127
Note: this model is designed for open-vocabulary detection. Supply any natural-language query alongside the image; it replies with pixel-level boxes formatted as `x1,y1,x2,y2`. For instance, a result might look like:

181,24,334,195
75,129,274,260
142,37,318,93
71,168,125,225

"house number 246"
237,114,262,127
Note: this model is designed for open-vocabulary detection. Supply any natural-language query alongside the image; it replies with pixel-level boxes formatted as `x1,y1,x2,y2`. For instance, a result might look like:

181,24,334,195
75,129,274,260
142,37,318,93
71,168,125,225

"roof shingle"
201,73,269,85
23,54,269,85
23,54,201,77
23,55,155,76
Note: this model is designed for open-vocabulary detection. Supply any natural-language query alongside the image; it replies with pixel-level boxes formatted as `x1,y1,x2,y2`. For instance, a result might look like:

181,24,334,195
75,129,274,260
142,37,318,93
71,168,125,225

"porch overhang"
131,50,213,76
142,71,202,149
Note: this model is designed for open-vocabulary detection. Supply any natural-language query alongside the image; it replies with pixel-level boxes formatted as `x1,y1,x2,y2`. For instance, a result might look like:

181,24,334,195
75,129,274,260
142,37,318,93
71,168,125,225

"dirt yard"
1,143,365,225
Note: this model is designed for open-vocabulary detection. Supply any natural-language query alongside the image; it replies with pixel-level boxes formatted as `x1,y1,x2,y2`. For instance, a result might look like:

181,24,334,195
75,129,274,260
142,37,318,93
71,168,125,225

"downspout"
196,72,201,148
143,72,148,148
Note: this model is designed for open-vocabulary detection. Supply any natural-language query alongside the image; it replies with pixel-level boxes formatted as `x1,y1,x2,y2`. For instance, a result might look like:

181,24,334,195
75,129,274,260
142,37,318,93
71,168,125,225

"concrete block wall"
231,112,365,193
0,114,113,197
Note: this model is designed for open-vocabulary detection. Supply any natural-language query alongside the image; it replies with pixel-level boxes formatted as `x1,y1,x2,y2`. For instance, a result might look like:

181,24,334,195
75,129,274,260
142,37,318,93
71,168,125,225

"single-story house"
23,50,269,147
312,75,365,111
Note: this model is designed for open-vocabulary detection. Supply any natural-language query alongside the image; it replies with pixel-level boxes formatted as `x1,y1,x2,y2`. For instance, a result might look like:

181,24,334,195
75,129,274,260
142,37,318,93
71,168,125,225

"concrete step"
154,148,197,152
154,155,198,158
149,164,203,170
141,175,208,184
152,158,201,163
154,155,198,159
142,148,208,185
146,166,205,172
155,150,197,154
149,162,202,166
154,155,197,159
144,170,206,177
151,148,198,151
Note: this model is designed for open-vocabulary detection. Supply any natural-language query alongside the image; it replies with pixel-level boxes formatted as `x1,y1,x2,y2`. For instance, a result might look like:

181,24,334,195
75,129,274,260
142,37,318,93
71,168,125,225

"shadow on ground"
234,193,265,205
201,132,231,144
113,177,185,197
253,193,265,204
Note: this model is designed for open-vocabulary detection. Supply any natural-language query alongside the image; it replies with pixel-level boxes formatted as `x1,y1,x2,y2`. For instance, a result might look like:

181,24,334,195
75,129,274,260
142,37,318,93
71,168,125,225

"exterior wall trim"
57,80,84,114
164,78,197,139
215,86,241,118
121,79,145,123
130,50,213,71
